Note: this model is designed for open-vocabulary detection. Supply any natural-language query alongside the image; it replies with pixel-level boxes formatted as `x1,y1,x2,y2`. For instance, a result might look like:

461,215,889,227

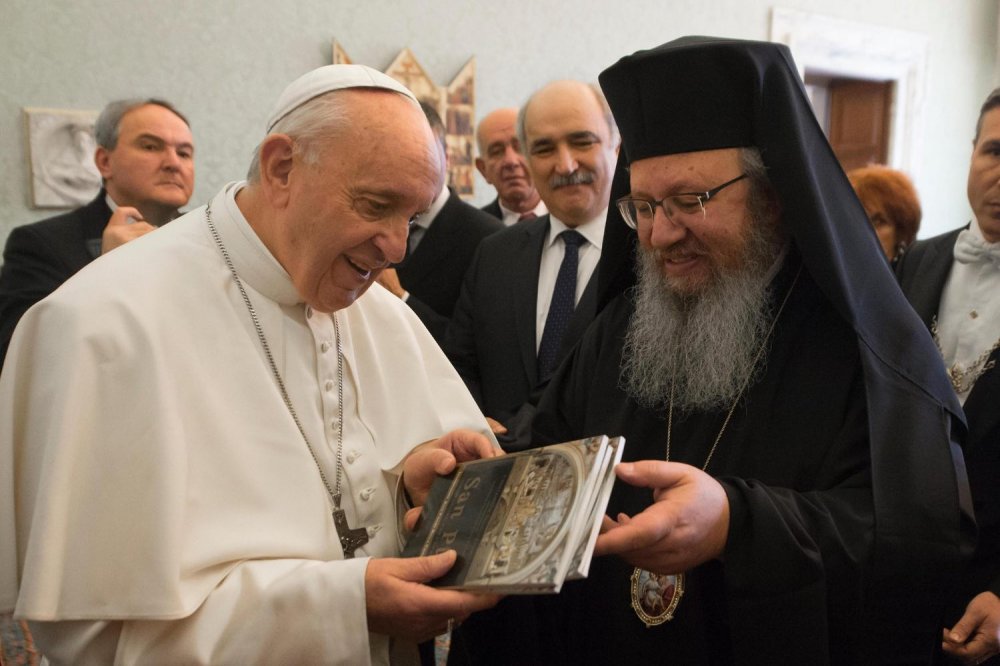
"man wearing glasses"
451,37,971,665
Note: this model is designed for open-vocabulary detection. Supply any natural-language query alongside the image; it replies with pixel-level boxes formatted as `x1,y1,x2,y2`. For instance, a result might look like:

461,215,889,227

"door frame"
770,7,929,180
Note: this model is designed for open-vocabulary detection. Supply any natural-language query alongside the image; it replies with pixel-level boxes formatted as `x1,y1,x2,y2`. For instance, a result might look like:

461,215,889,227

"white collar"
214,181,302,306
546,208,608,250
414,184,450,231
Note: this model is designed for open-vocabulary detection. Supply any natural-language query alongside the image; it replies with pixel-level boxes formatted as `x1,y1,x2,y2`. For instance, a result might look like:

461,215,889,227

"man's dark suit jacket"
896,226,1000,622
480,197,503,220
445,214,598,446
397,190,502,343
0,191,110,367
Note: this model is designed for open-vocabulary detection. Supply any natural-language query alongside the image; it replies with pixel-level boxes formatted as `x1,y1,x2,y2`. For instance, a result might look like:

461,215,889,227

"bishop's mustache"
550,170,595,189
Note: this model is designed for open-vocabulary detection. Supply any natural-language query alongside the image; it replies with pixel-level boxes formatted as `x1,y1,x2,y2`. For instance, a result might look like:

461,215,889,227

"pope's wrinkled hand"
594,461,730,574
365,550,501,641
942,591,1000,664
402,429,500,509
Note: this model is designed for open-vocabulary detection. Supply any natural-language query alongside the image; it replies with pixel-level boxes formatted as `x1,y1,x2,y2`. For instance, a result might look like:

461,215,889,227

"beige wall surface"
0,0,996,242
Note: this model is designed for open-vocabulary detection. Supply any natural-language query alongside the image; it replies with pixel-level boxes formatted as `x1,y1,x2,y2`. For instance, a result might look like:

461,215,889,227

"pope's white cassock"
0,182,496,664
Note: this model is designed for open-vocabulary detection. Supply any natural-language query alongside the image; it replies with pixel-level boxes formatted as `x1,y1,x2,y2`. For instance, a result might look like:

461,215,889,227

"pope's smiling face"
273,91,443,313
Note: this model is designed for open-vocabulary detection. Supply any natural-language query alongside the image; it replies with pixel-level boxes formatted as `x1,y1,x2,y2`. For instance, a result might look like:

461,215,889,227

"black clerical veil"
595,36,973,661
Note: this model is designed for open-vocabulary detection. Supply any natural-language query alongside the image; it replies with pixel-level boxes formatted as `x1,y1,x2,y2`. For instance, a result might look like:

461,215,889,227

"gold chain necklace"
630,265,801,628
930,315,1000,395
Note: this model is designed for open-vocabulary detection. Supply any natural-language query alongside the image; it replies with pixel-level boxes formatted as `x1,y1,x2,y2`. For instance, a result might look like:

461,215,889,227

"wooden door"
827,80,893,172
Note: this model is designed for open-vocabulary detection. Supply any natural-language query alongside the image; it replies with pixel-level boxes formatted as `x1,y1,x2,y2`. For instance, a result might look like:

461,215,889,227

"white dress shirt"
936,217,1000,403
534,209,607,352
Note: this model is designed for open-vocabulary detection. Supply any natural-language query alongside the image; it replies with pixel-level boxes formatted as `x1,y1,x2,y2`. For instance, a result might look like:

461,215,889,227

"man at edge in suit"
476,107,546,226
376,102,502,343
897,86,1000,666
446,81,619,445
0,98,194,367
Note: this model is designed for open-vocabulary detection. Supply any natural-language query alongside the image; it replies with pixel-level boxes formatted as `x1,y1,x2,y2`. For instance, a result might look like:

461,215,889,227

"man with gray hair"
0,98,194,368
446,80,619,444
0,65,498,663
476,107,546,225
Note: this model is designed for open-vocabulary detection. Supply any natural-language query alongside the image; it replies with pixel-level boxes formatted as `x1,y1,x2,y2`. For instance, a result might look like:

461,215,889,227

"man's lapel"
513,216,549,386
903,231,961,327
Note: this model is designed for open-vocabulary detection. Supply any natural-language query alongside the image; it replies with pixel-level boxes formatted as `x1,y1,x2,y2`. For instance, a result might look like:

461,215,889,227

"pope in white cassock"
0,65,501,664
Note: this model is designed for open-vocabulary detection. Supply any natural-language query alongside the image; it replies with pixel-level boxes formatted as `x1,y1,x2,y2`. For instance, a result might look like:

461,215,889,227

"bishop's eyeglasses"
616,173,748,229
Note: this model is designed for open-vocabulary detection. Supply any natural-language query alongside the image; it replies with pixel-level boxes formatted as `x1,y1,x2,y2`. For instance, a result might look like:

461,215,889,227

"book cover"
402,435,624,593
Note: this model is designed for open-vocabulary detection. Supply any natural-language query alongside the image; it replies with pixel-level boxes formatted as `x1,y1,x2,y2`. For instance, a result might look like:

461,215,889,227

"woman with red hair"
848,165,922,262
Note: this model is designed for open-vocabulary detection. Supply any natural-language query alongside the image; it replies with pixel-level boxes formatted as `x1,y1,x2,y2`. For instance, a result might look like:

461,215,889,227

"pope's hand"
365,550,501,641
594,461,729,574
942,591,1000,664
402,429,500,509
101,206,157,254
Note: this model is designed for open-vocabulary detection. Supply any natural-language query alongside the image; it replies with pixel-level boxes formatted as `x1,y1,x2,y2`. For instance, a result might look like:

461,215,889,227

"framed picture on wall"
24,107,102,209
333,41,477,198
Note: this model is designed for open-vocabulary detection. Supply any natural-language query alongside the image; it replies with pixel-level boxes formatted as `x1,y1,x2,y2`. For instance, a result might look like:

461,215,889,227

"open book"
402,435,625,593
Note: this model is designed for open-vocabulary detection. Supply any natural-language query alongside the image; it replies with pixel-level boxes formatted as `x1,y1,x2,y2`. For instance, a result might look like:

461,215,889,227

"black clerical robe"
451,261,910,665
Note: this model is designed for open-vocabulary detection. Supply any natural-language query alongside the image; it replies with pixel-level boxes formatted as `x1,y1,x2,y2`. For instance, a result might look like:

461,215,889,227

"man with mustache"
897,87,1000,665
476,107,547,226
451,37,972,664
0,98,194,369
446,80,619,445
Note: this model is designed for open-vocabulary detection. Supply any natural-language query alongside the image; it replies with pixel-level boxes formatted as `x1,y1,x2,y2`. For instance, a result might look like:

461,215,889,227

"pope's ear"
258,134,296,207
475,157,487,179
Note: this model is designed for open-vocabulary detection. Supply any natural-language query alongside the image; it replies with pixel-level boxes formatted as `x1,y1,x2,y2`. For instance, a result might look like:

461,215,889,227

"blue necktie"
538,230,586,377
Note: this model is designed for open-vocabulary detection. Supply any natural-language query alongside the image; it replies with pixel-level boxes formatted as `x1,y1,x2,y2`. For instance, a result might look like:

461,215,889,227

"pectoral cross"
333,507,369,558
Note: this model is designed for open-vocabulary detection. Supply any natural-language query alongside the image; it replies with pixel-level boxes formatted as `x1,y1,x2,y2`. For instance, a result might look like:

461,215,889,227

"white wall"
1,0,996,242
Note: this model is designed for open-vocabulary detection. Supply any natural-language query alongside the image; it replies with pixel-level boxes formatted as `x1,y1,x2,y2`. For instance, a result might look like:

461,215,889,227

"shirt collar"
499,198,547,226
216,181,302,306
546,208,608,250
414,184,450,231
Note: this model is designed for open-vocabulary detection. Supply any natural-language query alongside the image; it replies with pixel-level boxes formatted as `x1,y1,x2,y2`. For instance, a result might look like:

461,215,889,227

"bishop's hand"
594,461,730,574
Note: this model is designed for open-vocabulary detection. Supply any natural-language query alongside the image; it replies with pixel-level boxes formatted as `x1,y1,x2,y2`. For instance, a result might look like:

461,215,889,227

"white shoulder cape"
0,183,493,629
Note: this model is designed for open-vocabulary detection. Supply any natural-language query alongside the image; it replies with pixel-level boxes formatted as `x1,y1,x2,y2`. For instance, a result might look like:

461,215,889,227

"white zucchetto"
266,64,417,132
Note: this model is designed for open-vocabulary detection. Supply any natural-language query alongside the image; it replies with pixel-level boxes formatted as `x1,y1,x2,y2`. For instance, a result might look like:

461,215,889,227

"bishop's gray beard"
621,222,782,413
